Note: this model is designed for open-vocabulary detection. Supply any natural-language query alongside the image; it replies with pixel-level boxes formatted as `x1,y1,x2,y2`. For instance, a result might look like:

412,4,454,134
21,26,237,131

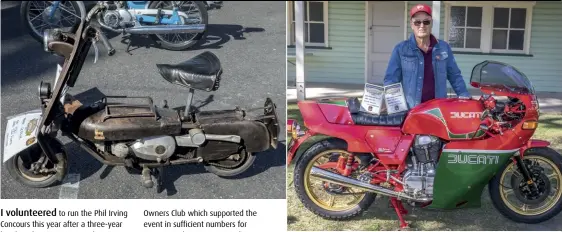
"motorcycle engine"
102,9,133,29
402,135,442,198
95,136,177,161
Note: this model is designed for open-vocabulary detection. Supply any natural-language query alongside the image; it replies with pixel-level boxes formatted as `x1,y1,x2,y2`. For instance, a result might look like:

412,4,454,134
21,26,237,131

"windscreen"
470,60,535,95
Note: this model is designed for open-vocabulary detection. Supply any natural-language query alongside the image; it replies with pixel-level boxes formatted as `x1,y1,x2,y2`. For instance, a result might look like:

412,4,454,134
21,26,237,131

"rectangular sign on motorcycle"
360,83,408,115
360,83,385,114
3,109,43,162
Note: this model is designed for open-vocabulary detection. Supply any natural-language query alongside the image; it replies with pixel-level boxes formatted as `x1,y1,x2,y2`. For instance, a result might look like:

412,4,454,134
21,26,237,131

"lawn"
286,102,562,231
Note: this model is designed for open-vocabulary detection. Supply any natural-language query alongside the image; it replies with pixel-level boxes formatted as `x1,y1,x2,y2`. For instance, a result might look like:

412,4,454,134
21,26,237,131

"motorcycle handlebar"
85,3,115,56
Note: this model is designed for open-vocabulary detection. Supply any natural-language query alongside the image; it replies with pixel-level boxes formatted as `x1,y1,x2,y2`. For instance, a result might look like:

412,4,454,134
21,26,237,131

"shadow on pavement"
1,2,65,88
158,141,286,196
120,24,265,53
194,24,265,49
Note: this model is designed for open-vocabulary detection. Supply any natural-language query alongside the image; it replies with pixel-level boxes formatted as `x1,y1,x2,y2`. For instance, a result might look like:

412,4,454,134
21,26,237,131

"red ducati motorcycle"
287,61,562,229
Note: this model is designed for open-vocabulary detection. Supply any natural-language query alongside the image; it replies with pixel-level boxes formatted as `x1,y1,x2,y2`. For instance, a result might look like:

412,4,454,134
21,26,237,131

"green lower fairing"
427,149,518,209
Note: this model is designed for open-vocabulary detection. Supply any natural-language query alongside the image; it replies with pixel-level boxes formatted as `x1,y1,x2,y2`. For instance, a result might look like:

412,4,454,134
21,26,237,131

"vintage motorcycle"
3,4,279,193
21,1,211,51
287,62,562,229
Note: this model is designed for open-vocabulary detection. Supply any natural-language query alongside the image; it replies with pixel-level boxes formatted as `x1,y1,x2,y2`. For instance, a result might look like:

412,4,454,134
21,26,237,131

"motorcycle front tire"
148,1,209,51
5,139,68,188
489,147,562,224
20,1,86,44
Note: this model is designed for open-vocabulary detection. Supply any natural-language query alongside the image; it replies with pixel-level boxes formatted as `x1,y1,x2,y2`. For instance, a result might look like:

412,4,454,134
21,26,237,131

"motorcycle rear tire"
5,139,68,188
204,150,256,177
293,138,377,220
489,147,562,224
20,1,86,44
148,1,208,51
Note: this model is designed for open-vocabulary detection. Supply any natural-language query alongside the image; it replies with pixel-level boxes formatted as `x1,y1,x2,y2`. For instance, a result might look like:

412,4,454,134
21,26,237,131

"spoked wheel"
490,148,562,223
294,139,377,219
5,139,68,188
204,149,256,177
20,1,86,43
148,1,208,51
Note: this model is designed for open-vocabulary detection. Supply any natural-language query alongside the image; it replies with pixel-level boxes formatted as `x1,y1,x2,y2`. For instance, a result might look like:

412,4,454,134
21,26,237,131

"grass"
286,102,562,231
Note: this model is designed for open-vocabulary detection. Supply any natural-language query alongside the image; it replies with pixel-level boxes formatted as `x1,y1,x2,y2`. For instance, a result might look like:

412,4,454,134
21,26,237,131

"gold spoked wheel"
303,149,368,211
499,155,562,216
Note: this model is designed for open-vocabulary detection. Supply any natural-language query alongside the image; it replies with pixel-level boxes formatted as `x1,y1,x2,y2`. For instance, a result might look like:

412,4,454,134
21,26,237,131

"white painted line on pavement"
58,173,81,199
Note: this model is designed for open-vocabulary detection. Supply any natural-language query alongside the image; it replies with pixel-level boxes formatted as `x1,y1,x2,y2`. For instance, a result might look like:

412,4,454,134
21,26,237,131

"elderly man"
384,4,470,109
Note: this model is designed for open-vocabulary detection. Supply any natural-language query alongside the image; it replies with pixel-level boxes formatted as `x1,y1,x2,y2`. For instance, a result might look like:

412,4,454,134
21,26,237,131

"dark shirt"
420,36,438,103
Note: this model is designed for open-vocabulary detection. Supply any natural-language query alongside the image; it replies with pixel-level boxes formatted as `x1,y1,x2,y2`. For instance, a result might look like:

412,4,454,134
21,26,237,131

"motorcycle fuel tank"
402,98,485,140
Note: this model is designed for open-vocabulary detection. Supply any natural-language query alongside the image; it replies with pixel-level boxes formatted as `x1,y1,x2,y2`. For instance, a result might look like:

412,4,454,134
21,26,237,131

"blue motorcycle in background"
20,1,219,51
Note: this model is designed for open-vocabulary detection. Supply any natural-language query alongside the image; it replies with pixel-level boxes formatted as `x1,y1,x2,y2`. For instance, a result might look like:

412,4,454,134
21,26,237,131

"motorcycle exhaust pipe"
309,166,431,202
125,24,206,34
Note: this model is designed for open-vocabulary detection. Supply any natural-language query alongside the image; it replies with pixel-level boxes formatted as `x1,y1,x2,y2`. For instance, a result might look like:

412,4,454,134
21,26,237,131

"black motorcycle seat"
346,97,408,126
156,51,222,92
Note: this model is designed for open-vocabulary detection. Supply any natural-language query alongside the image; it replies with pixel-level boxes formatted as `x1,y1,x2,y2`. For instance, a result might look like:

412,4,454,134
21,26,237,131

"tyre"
20,1,86,44
293,138,377,220
204,149,256,177
489,147,562,223
148,1,208,51
5,138,68,188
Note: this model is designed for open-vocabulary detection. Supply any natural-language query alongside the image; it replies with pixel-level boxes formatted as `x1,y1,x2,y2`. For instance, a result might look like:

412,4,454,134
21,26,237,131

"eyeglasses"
413,20,431,26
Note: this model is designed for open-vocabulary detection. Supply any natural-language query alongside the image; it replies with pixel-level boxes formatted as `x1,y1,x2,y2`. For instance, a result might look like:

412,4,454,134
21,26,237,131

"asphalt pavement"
1,1,287,199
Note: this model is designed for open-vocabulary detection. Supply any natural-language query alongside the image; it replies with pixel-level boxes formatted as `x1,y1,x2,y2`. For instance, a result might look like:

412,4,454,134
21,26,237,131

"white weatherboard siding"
287,1,366,84
287,1,562,93
448,1,562,92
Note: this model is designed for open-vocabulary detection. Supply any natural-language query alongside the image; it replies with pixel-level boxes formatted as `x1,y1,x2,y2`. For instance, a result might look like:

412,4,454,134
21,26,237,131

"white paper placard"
384,83,408,114
3,109,43,162
359,83,385,115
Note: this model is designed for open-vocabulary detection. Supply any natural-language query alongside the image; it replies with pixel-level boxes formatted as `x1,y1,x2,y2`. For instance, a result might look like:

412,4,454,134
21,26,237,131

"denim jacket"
383,33,470,109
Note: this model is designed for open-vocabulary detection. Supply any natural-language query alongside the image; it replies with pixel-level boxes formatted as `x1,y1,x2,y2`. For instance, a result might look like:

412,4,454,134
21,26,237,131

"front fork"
49,1,61,19
513,155,540,193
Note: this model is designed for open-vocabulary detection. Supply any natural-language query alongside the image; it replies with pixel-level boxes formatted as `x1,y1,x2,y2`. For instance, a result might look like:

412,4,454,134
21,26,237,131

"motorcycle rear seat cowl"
156,51,222,92
346,97,407,126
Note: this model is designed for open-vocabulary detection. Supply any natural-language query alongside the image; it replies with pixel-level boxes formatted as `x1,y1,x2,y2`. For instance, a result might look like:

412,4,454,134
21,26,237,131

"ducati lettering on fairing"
448,154,499,165
450,112,482,119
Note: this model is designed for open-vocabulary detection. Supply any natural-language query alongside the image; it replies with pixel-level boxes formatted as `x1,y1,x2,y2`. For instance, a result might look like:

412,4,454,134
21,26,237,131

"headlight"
38,81,52,100
43,30,50,52
43,29,60,52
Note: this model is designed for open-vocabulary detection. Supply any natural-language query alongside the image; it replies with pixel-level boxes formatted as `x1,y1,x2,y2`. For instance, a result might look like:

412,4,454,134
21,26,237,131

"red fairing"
298,101,404,154
403,98,485,140
529,139,550,147
317,103,355,125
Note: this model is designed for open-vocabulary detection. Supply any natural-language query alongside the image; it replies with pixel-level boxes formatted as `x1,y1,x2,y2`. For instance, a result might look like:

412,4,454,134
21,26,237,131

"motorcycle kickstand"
390,197,410,230
155,167,164,194
125,34,138,55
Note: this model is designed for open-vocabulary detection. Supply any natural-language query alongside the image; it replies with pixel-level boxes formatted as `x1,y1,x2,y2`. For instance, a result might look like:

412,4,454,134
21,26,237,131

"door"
367,1,405,85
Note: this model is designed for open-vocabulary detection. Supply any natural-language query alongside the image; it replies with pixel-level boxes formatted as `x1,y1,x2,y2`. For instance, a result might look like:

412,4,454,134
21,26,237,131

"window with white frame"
288,1,328,47
448,6,483,49
492,8,526,51
445,2,534,54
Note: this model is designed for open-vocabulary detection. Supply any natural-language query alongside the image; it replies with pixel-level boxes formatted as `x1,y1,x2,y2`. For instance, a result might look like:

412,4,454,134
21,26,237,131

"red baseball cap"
410,4,432,18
